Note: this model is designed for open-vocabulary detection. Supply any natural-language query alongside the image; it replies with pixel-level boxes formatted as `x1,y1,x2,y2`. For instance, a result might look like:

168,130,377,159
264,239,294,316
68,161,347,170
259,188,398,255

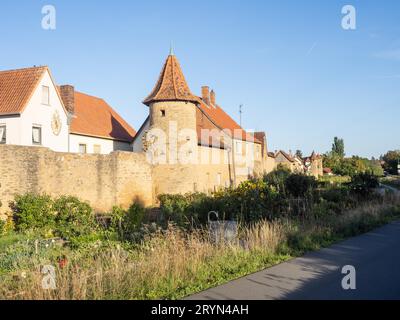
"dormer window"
42,86,50,105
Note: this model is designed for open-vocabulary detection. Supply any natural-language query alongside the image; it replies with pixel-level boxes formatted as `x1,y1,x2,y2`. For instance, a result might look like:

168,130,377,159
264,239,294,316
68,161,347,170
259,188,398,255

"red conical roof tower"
143,52,198,106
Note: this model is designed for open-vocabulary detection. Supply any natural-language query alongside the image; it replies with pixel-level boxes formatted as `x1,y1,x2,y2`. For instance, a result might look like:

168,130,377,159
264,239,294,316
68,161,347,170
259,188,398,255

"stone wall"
0,145,153,216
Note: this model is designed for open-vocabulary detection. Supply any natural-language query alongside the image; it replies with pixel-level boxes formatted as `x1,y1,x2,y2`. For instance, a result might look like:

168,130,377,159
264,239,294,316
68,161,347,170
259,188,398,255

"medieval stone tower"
143,52,200,196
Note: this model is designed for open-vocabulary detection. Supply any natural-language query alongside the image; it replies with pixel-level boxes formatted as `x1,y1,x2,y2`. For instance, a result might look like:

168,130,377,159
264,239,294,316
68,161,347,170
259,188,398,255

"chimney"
59,85,75,114
210,90,216,106
201,86,210,105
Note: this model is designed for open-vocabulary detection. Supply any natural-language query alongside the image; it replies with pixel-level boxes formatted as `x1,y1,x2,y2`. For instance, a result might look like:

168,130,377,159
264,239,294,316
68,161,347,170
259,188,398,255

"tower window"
160,110,166,117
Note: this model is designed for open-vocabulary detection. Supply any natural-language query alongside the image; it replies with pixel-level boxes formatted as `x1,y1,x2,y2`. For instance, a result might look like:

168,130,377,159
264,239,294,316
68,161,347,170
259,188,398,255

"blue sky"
0,0,399,158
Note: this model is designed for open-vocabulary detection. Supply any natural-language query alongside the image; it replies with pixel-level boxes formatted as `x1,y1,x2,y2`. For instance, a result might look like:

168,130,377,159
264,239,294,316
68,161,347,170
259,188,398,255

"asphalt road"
187,220,400,300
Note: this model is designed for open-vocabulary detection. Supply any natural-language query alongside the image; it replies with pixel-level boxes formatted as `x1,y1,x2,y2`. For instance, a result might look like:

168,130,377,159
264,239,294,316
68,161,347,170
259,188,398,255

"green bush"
10,194,55,233
348,172,379,197
53,196,96,239
9,194,100,241
158,179,283,224
158,194,192,225
320,188,347,203
123,203,145,234
285,174,317,198
264,166,291,194
109,203,146,240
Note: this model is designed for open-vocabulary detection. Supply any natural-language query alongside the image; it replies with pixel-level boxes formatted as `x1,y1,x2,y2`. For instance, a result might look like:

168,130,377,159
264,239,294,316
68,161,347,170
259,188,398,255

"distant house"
271,150,323,178
274,150,301,173
303,152,323,177
0,66,136,154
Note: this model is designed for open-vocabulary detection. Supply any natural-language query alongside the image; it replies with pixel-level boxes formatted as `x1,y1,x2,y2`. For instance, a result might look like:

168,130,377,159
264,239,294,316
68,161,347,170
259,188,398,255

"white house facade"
0,67,69,152
0,66,136,154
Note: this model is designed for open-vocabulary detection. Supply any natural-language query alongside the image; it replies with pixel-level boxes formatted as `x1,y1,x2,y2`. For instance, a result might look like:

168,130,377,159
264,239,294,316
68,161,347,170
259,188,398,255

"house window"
79,144,87,154
42,86,50,105
0,125,6,144
93,145,101,154
32,126,42,145
160,110,166,117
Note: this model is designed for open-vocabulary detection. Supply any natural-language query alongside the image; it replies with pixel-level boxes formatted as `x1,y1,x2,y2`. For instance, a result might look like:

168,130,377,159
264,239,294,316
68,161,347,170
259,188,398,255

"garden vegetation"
0,169,399,300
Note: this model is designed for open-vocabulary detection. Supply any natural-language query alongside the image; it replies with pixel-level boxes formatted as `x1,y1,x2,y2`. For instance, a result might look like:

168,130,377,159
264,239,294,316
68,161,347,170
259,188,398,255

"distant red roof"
323,168,332,174
70,91,136,143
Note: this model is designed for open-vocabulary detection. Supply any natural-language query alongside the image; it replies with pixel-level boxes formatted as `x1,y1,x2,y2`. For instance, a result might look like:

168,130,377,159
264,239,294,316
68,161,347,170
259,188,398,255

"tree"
382,150,400,175
295,150,303,158
332,137,345,158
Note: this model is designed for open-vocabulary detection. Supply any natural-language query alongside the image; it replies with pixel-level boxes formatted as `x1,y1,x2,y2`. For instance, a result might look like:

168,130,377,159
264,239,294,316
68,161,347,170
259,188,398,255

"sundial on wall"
51,110,62,136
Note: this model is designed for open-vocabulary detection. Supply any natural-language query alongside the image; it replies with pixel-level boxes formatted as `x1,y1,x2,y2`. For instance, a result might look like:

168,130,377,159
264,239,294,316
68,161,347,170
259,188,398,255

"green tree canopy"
382,150,400,175
332,137,345,158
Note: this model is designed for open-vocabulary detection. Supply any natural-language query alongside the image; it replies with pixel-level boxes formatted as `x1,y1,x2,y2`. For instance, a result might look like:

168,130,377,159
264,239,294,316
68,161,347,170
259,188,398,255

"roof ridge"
74,90,105,101
171,55,178,99
0,65,48,74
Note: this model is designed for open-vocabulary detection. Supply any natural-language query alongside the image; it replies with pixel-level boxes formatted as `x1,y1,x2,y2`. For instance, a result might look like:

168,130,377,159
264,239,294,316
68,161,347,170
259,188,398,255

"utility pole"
239,104,243,127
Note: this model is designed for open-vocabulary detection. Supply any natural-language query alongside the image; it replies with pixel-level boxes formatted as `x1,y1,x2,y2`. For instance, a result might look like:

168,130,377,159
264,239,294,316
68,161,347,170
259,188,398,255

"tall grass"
1,194,399,300
0,221,285,300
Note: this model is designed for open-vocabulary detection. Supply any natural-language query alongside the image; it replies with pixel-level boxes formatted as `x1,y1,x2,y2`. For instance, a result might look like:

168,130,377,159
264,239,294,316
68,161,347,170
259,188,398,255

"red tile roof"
70,91,136,142
0,66,47,115
196,97,262,145
323,167,332,174
196,107,226,148
143,54,198,106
